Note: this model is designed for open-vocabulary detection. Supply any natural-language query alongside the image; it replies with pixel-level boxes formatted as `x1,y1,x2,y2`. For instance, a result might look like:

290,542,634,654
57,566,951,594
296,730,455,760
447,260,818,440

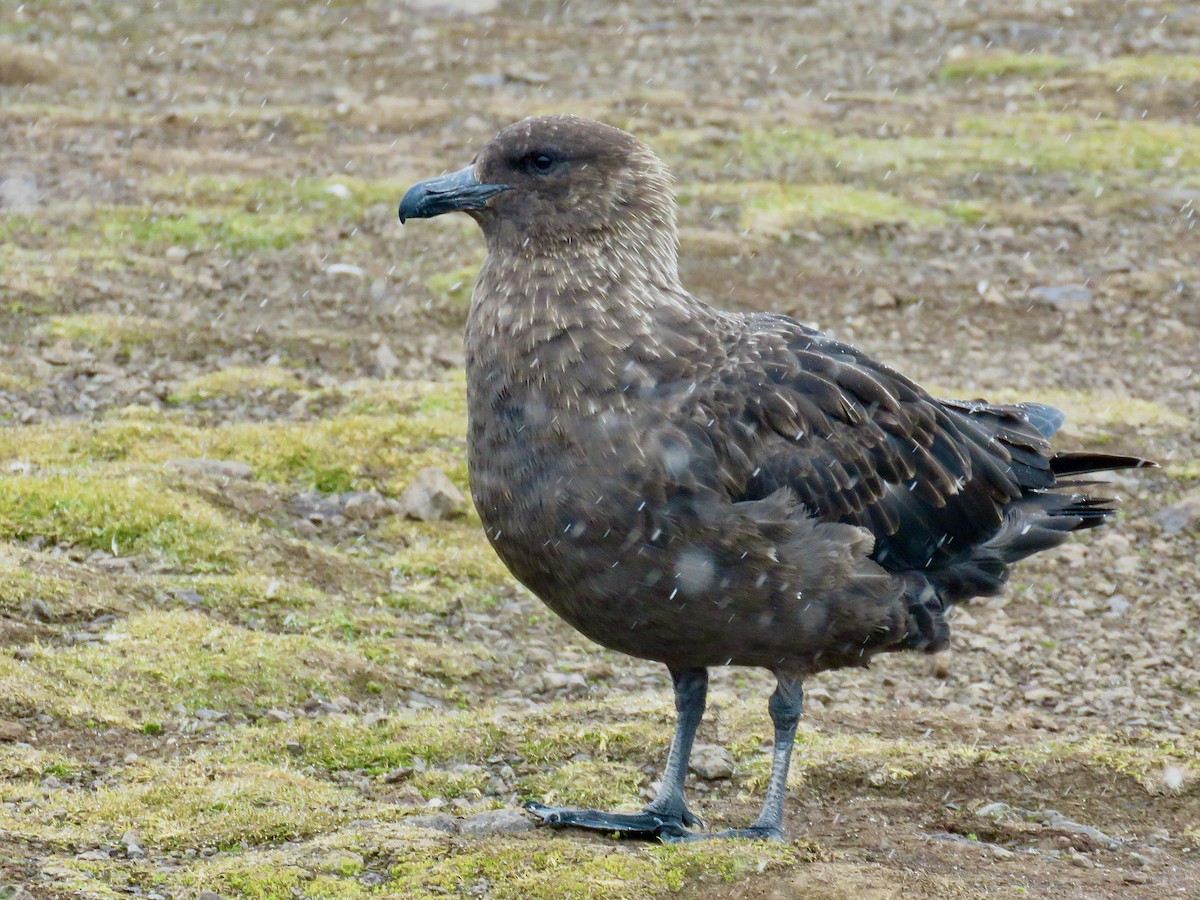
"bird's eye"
525,152,558,174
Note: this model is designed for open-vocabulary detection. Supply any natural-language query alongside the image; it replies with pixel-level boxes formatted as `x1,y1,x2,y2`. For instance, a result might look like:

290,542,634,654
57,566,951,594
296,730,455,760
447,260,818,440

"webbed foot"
524,801,698,840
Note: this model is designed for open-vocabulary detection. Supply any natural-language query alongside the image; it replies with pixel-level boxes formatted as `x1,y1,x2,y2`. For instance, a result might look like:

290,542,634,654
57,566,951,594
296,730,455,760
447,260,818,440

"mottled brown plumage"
398,115,1152,840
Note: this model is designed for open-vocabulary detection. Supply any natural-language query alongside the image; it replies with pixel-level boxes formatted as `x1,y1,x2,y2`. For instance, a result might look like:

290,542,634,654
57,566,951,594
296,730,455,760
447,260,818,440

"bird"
397,115,1153,841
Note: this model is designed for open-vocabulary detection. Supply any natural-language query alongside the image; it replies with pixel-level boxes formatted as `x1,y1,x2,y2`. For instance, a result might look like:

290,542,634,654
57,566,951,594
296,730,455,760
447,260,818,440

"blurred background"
0,1,1197,897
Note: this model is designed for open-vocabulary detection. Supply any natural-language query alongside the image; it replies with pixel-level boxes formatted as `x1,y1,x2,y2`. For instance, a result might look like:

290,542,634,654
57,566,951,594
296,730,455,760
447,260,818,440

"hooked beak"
398,166,509,223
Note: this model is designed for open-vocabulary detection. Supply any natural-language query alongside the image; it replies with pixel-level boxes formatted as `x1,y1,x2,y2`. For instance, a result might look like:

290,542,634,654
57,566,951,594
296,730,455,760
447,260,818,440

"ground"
0,0,1198,897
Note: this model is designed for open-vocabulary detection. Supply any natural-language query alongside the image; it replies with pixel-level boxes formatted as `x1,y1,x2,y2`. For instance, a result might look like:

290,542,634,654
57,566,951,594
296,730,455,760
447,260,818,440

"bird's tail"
931,448,1154,604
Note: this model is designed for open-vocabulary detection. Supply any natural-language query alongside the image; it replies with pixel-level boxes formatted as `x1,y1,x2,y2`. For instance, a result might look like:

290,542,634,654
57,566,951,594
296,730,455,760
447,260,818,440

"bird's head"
399,115,677,260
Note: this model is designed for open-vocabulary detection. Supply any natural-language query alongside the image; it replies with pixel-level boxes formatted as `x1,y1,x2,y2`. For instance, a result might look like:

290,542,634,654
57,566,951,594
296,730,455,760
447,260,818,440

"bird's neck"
463,237,700,372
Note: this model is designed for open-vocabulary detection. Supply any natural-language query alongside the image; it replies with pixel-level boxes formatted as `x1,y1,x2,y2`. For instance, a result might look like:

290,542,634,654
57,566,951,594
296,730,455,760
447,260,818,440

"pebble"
0,720,28,742
1152,491,1200,535
396,467,467,521
1028,283,1094,310
166,458,254,481
402,813,459,834
459,808,535,834
264,709,293,724
689,743,735,780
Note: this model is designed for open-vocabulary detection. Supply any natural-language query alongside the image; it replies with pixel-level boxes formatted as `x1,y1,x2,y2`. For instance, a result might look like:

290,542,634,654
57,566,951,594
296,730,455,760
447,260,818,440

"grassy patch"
0,470,249,566
1096,54,1200,85
0,610,397,725
738,184,946,235
40,312,170,349
170,365,307,403
424,264,479,320
939,51,1076,81
734,114,1200,180
95,206,316,254
0,760,380,852
0,377,469,495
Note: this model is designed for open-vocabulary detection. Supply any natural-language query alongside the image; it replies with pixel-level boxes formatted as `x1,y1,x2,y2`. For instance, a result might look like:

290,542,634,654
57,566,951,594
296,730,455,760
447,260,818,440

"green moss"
0,759,384,851
0,377,469,495
522,758,645,809
938,52,1076,81
425,265,478,309
41,312,170,349
0,471,248,566
0,610,399,725
233,713,506,775
736,114,1200,180
96,206,315,253
1096,54,1200,84
739,184,946,236
170,366,307,403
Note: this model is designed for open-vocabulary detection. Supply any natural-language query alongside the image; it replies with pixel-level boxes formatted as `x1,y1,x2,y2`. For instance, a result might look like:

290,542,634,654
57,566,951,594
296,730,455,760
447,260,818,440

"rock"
198,892,225,900
397,467,467,521
285,740,304,756
977,801,1013,819
375,342,401,378
689,743,735,780
1161,765,1186,792
1104,596,1130,617
406,0,500,16
326,262,366,278
383,766,415,783
869,286,898,308
402,813,460,834
166,458,254,481
1028,284,1094,311
0,720,28,742
459,808,535,834
264,708,293,724
1152,492,1200,535
0,170,39,212
120,829,143,858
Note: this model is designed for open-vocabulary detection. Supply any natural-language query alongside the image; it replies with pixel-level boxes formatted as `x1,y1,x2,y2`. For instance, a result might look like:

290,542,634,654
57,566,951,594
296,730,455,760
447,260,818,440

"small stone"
264,708,293,724
977,801,1012,819
383,766,415,783
1104,595,1130,617
164,246,189,262
396,467,467,521
375,342,401,378
166,458,254,481
459,808,535,834
1028,283,1094,310
194,709,227,722
869,286,898,308
1161,765,1186,792
402,813,460,834
988,844,1014,860
286,740,304,756
689,743,735,780
1152,491,1200,535
198,892,225,900
0,720,28,742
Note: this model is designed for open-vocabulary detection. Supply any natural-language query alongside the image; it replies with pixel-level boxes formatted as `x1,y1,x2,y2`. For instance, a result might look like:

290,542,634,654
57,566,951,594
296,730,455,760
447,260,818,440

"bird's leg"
664,671,802,842
526,666,708,839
